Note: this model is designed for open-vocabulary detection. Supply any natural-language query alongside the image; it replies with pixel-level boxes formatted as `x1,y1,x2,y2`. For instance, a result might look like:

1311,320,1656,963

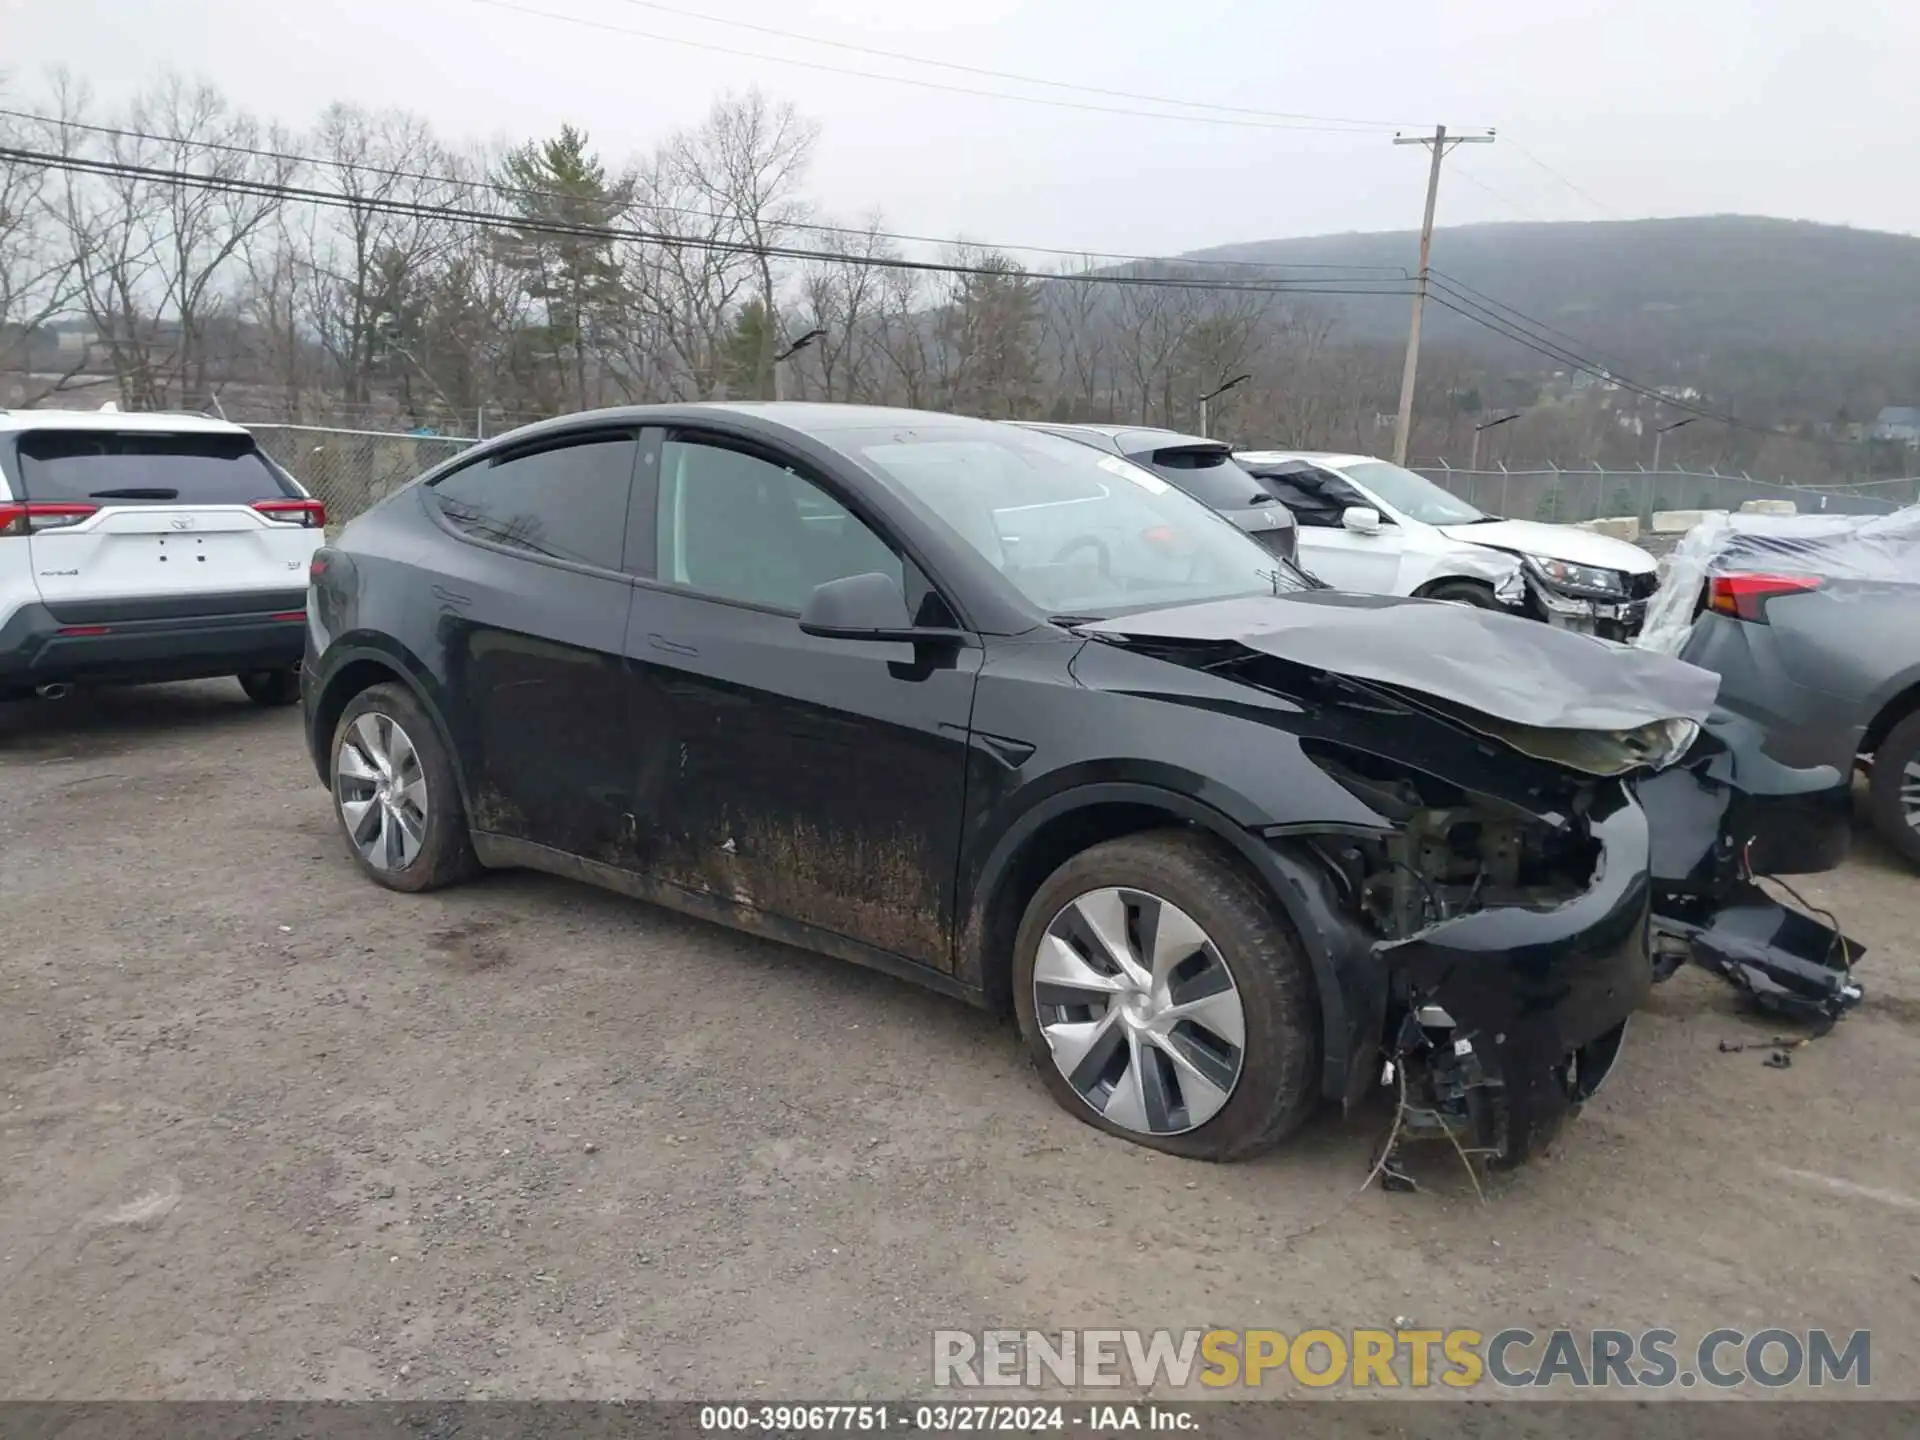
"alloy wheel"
1032,887,1246,1136
335,712,429,872
1904,759,1920,832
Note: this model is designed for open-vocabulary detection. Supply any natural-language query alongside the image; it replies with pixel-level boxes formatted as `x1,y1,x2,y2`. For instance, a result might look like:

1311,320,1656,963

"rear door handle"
648,633,698,657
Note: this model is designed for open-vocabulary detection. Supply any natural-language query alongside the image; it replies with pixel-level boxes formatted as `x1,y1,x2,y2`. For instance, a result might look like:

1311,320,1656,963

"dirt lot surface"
3,682,1919,1403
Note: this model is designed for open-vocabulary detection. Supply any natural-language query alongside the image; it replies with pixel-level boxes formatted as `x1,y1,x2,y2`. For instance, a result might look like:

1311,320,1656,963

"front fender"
961,780,1382,1103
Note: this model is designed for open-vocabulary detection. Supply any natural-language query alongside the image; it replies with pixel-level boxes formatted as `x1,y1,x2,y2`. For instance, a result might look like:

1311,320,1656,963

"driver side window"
655,437,903,613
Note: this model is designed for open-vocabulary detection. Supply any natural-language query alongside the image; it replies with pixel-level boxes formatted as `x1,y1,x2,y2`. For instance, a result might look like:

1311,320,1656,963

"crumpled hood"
1083,591,1721,772
1438,517,1658,575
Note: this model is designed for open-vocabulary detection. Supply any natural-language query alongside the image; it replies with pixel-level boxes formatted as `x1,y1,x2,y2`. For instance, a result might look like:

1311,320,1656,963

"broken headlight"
1524,554,1626,598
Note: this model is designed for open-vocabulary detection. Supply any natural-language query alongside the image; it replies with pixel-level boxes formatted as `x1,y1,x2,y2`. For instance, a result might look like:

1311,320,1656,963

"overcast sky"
7,0,1917,258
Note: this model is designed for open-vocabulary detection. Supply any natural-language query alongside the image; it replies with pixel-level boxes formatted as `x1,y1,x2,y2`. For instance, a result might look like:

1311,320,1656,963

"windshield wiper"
1047,613,1106,628
89,487,179,500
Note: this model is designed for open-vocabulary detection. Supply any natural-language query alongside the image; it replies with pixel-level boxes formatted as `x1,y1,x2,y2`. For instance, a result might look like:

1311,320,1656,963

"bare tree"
39,75,294,410
793,216,894,402
0,100,85,402
299,104,462,411
1037,258,1115,421
666,90,818,399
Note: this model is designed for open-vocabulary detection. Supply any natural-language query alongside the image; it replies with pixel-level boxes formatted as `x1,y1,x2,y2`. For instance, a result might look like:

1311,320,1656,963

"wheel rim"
1903,759,1920,832
335,712,429,872
1033,887,1246,1136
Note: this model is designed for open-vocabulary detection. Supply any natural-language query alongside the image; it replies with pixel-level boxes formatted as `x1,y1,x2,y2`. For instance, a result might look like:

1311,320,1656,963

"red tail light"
1706,573,1822,623
253,498,327,528
0,501,98,537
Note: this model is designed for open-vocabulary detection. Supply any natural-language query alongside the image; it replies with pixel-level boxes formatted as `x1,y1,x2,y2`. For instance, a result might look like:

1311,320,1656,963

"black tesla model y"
303,405,1859,1167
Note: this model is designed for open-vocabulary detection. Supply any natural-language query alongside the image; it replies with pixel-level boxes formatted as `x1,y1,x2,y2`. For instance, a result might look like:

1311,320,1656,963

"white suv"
0,409,324,704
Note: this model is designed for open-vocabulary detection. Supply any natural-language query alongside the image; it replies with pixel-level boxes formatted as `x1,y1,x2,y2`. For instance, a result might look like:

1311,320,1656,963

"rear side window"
15,430,301,505
431,432,636,572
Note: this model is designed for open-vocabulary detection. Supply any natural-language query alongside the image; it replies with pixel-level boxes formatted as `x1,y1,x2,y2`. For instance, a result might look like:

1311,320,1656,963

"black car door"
617,426,980,974
420,426,640,860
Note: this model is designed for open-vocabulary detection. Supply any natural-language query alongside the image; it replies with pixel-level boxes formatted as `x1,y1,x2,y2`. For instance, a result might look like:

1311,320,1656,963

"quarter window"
432,433,637,571
656,438,902,612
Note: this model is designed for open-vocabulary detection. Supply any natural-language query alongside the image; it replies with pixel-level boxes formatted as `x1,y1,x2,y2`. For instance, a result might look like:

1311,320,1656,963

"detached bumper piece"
1655,887,1865,1028
1375,794,1653,1173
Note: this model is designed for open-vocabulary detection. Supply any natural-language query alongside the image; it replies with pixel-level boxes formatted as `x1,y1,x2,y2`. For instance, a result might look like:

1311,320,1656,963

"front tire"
1012,829,1321,1161
239,668,301,706
1422,580,1501,610
330,682,479,892
1868,711,1920,868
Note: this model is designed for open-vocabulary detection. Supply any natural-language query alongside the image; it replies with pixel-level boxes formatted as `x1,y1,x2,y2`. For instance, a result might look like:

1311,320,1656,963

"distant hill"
1184,216,1920,422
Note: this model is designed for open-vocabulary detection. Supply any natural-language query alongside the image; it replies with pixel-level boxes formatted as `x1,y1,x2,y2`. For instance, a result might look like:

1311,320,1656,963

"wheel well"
976,801,1234,1014
310,658,404,774
1862,679,1920,756
1415,576,1491,598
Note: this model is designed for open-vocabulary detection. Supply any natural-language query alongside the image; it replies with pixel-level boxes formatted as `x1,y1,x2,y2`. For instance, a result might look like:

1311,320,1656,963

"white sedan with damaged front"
1235,450,1660,640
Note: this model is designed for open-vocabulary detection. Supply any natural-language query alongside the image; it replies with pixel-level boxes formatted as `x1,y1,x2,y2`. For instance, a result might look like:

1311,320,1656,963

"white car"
0,408,324,704
1235,450,1660,639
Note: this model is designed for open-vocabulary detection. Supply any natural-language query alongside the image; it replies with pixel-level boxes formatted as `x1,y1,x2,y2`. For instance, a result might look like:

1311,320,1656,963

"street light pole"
1468,412,1520,470
1652,416,1696,472
1197,372,1252,438
772,328,826,402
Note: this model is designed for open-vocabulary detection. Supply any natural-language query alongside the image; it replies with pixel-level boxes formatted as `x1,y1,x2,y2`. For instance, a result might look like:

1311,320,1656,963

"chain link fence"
249,424,476,527
1415,464,1913,524
242,419,1920,534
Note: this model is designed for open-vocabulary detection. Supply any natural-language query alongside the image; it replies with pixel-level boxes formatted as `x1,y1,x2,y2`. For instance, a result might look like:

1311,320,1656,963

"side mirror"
798,571,964,644
1341,505,1383,535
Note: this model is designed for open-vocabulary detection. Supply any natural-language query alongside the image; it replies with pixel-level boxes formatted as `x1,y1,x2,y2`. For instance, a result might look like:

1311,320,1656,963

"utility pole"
1391,125,1495,466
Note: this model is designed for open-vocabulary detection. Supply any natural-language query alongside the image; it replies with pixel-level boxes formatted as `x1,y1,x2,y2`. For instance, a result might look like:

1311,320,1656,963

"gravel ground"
2,681,1918,1402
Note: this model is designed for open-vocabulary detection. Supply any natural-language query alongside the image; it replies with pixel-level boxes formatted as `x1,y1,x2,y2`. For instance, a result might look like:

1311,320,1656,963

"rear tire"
1012,828,1321,1161
239,668,301,706
1423,580,1501,610
1867,711,1920,868
329,682,480,893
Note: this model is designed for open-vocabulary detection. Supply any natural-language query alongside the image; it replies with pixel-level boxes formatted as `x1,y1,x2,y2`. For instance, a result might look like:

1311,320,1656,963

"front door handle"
648,633,698,657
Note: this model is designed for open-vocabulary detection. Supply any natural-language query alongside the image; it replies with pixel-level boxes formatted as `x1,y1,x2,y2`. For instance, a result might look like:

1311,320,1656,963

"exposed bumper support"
1375,791,1653,1167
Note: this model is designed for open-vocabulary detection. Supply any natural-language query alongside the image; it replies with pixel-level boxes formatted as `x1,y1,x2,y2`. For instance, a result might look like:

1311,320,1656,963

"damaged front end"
1084,592,1864,1173
1306,741,1653,1169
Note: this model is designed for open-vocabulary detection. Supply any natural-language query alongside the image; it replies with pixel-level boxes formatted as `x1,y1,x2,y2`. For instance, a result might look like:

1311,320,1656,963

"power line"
1506,139,1617,219
2,109,1409,280
457,0,1400,134
602,0,1428,130
1446,163,1547,222
1428,268,1650,381
1,144,1416,299
1423,284,1853,448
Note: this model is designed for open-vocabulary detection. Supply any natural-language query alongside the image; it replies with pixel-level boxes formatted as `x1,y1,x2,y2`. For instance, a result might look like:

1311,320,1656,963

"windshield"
842,425,1313,618
1340,460,1486,525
